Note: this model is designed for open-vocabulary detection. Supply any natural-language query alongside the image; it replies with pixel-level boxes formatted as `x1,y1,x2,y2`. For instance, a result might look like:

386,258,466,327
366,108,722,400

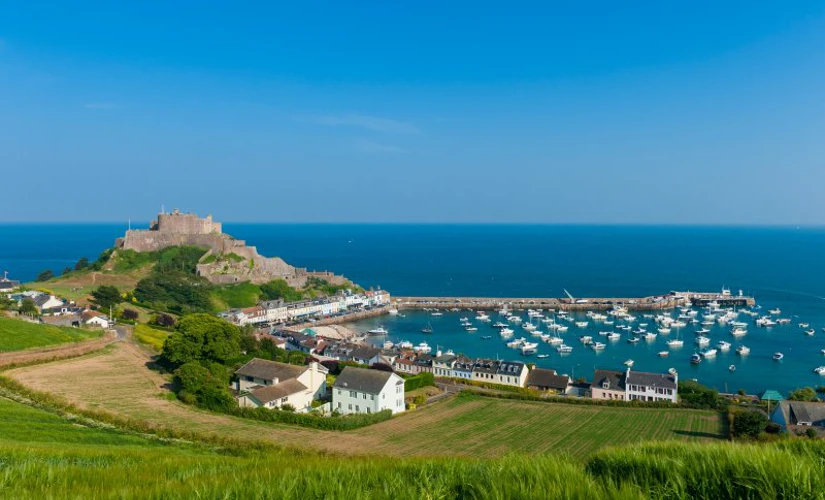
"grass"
0,317,103,353
209,282,261,310
6,342,726,458
133,324,170,353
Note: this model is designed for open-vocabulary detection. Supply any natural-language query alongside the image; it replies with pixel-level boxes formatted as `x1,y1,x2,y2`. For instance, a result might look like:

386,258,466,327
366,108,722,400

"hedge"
404,372,435,392
231,406,393,430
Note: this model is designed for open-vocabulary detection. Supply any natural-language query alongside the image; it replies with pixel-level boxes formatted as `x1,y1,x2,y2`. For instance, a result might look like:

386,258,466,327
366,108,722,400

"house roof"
246,379,308,404
777,401,825,425
760,389,785,402
497,360,525,376
0,280,20,290
591,370,625,390
235,358,305,382
350,345,381,361
81,310,108,321
626,370,677,390
473,359,498,374
333,366,397,395
527,368,570,390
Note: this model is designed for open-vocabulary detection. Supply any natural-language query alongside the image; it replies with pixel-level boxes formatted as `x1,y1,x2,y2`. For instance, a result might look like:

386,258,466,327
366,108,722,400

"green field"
0,317,103,352
132,324,170,352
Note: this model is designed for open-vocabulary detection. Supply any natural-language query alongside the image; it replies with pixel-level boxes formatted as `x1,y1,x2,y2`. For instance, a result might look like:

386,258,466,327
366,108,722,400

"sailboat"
421,322,433,334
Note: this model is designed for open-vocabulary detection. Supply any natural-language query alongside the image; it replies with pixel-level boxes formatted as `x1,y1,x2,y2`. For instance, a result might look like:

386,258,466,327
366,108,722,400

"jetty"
393,290,754,312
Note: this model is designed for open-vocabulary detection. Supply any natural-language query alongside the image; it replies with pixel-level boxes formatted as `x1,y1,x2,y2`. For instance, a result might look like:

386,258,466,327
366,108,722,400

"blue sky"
1,2,824,223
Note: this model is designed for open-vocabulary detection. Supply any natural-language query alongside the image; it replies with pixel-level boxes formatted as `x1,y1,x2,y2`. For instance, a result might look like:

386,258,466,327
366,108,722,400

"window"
350,391,356,398
370,395,374,401
246,376,254,382
348,404,352,410
366,408,371,414
396,386,401,394
363,393,367,400
337,402,341,408
337,389,342,396
356,405,360,412
281,397,288,404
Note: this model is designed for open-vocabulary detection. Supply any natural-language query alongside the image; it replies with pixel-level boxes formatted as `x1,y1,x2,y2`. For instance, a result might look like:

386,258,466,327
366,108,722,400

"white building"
235,358,328,412
81,310,110,329
332,366,405,415
625,369,678,403
495,360,529,387
261,300,288,323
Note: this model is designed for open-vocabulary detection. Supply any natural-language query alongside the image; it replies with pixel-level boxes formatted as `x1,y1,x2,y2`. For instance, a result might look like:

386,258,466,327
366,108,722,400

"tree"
91,285,122,309
789,387,819,402
806,428,818,439
36,269,54,282
62,266,72,276
121,309,139,321
154,313,176,328
0,295,15,310
174,361,235,412
74,257,89,271
679,380,722,409
18,298,39,316
732,410,768,439
162,313,241,365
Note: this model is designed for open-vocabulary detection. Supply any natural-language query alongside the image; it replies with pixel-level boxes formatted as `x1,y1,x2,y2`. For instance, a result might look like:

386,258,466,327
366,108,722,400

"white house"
495,360,528,387
261,300,288,323
81,310,110,329
235,358,328,412
33,294,64,313
332,366,405,415
625,369,678,403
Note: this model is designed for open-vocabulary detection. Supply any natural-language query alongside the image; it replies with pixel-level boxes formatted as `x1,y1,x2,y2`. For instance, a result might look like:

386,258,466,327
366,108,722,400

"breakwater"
394,291,754,312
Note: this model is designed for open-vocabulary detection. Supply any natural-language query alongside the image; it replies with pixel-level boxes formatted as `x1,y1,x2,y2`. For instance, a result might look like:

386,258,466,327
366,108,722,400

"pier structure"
393,291,755,312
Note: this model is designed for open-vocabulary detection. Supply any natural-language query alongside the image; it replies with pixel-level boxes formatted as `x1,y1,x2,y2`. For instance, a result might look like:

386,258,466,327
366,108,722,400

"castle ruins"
116,209,348,287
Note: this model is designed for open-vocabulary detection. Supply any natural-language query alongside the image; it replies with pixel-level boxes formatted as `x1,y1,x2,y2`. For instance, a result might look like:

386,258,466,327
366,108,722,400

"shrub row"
230,406,393,431
455,388,719,411
404,372,435,392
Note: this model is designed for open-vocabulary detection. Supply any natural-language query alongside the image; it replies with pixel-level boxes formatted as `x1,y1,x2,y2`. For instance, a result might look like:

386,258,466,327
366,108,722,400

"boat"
421,323,433,334
546,336,564,345
623,359,634,367
603,320,614,325
815,366,825,375
627,337,641,344
695,336,710,346
523,323,537,332
695,328,710,335
481,335,492,340
575,321,589,328
632,329,646,335
592,342,606,351
658,327,671,334
667,339,684,348
769,308,781,315
556,326,569,333
500,327,515,336
531,330,544,337
537,354,550,359
507,338,525,349
607,332,621,340
668,367,678,375
465,326,478,332
736,345,750,356
690,353,701,364
805,329,815,336
644,332,657,340
730,328,747,337
460,317,469,322
658,351,669,357
579,335,593,343
388,308,399,315
509,316,523,323
476,313,490,321
718,340,731,351
729,365,736,372
493,321,508,328
413,342,432,354
367,327,389,336
431,311,443,316
522,341,539,351
556,344,573,353
800,323,810,328
772,352,784,361
701,348,717,358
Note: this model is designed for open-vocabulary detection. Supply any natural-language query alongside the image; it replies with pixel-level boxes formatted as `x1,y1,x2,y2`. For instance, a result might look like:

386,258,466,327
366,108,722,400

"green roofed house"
760,389,785,402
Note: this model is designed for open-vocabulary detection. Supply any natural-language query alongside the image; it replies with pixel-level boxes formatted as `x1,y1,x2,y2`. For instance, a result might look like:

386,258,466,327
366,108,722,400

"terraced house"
590,368,678,403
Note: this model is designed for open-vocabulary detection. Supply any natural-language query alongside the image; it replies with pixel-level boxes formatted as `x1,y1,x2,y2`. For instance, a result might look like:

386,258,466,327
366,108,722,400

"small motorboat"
591,342,606,350
537,354,550,359
627,336,641,344
736,345,750,355
465,326,478,332
667,339,684,348
769,308,781,315
556,344,573,353
658,327,671,334
421,324,433,334
800,323,810,328
668,367,677,375
701,348,717,358
367,327,389,336
718,340,731,351
460,317,469,322
805,329,815,336
623,359,634,367
481,335,492,340
772,352,784,361
658,351,669,357
814,366,825,375
690,353,701,364
729,365,736,372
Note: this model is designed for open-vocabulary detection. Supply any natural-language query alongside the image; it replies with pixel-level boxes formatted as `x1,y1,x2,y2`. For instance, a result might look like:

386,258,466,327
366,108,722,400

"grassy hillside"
0,317,102,352
132,324,170,353
2,387,825,498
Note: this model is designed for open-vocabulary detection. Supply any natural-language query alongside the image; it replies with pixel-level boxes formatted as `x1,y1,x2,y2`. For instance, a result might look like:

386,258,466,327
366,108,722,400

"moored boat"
772,352,784,361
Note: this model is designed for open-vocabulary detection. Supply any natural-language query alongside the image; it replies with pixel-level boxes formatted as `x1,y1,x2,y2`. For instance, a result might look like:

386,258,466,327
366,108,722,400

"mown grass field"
7,342,725,459
0,317,103,352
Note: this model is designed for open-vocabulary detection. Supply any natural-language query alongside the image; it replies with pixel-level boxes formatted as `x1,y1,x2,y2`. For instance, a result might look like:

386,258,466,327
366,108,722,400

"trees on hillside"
18,298,39,316
789,387,819,402
91,285,122,309
162,313,241,365
175,361,235,411
732,410,769,439
678,380,723,409
35,269,54,282
74,257,89,271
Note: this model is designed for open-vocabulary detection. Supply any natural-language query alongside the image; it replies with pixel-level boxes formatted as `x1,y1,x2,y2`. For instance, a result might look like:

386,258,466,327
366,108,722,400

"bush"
405,372,435,392
162,314,241,365
765,422,781,434
731,409,768,439
231,406,393,431
121,309,139,321
35,269,54,282
789,387,819,402
806,428,818,439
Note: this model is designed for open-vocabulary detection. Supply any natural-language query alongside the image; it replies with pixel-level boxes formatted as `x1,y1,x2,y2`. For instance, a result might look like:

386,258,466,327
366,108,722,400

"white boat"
421,323,433,334
730,328,747,337
431,311,443,316
507,338,525,349
607,332,621,340
644,332,657,341
367,327,389,336
556,344,573,353
465,326,478,332
509,316,523,324
460,317,469,322
769,308,781,315
500,327,515,336
805,329,815,336
658,328,671,334
522,341,539,350
388,308,399,315
668,367,677,374
800,323,810,328
592,342,606,351
667,339,684,348
814,366,825,374
671,321,687,328
701,348,717,358
493,321,508,328
523,323,537,332
398,340,413,350
413,342,432,354
772,352,784,361
736,345,750,356
729,365,736,372
690,353,701,364
546,336,564,345
476,313,490,321
658,351,669,357
537,354,550,359
623,359,634,367
695,328,710,335
579,335,593,343
575,321,589,328
632,329,646,335
556,326,569,333
603,320,614,325
718,340,731,351
695,336,710,346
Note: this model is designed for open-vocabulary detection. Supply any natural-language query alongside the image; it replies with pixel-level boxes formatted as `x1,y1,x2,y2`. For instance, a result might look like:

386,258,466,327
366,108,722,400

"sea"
2,223,825,395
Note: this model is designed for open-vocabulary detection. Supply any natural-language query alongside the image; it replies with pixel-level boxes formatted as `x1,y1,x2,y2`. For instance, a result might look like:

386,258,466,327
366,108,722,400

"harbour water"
2,223,824,393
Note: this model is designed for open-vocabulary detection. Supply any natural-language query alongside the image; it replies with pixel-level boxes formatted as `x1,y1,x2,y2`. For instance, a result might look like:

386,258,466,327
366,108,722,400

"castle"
116,210,348,287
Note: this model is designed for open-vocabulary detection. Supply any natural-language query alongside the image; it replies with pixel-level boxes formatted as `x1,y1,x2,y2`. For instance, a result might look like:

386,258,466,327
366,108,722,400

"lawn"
6,342,726,459
0,317,103,352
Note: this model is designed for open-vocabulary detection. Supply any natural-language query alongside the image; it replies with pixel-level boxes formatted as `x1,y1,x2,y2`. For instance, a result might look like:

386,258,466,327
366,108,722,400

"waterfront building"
235,358,327,412
332,367,405,415
392,351,417,375
450,356,475,380
591,370,627,401
526,368,572,394
495,361,528,387
472,358,499,383
432,353,458,377
626,369,678,403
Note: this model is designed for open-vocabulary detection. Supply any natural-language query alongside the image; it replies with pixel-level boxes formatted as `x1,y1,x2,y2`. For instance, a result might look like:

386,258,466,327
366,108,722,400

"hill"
0,317,102,353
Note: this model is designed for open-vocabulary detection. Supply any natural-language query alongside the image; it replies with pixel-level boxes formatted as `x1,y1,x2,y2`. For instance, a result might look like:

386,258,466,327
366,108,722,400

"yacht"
729,365,736,372
607,332,621,340
769,308,781,315
814,366,825,375
431,311,443,316
493,321,508,328
500,327,515,336
805,329,815,336
668,367,678,375
546,336,564,345
658,351,669,357
667,338,684,348
421,323,433,334
604,320,614,325
537,354,550,359
736,345,750,355
476,313,490,321
718,340,731,351
730,328,747,337
367,326,389,336
627,336,641,344
695,336,710,346
658,327,671,334
690,353,702,364
388,308,399,315
579,335,593,344
800,322,810,329
592,342,606,351
522,341,539,351
575,321,589,328
556,326,569,333
701,348,718,358
382,340,394,350
398,340,413,350
696,328,710,335
776,318,791,325
644,332,658,341
481,335,492,340
671,320,687,328
413,342,432,354
556,344,573,353
772,352,784,361
523,323,537,332
632,329,647,335
507,338,525,349
465,326,478,332
509,316,523,324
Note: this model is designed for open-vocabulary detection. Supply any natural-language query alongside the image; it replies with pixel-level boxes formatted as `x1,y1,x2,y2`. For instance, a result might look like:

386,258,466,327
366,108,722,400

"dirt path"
0,329,118,369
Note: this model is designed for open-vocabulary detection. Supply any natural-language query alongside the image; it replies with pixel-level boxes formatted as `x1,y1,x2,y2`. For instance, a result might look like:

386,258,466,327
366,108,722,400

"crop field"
0,317,102,352
7,342,725,459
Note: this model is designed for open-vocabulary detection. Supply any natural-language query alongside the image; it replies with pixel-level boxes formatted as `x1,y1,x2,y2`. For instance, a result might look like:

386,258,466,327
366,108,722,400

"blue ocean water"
1,223,824,393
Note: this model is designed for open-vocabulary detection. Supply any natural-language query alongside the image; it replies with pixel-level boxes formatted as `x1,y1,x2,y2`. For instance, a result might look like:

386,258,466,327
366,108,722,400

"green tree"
91,285,122,309
789,387,819,402
74,257,89,271
18,298,39,316
174,361,235,412
153,313,176,328
35,269,54,282
121,308,139,321
162,313,241,365
0,295,15,310
732,410,768,439
678,380,722,409
62,266,73,276
259,279,303,302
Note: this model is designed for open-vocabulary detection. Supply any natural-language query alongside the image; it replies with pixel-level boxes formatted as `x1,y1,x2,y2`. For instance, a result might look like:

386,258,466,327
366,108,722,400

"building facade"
332,366,405,415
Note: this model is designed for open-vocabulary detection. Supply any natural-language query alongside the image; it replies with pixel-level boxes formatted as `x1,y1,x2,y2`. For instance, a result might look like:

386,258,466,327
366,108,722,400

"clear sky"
1,2,824,224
